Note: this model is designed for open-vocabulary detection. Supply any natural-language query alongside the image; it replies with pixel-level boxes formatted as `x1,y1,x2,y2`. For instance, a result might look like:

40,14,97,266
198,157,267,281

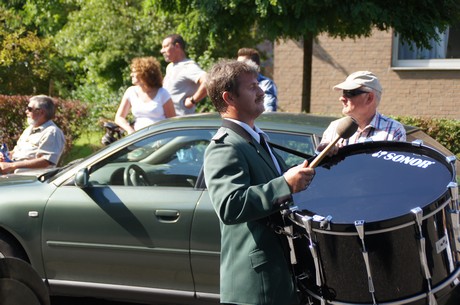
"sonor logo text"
371,151,435,168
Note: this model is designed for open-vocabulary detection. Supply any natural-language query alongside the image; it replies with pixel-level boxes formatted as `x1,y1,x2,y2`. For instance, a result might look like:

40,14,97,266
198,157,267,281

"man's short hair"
206,59,259,113
165,34,186,51
237,48,260,66
30,95,56,120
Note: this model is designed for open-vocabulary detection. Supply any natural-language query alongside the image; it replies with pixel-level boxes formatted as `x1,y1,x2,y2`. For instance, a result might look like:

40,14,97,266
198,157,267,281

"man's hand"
0,162,14,174
316,142,341,157
184,96,196,109
283,160,315,194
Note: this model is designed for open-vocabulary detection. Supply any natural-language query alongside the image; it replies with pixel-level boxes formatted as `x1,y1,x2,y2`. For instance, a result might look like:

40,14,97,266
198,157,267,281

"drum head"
293,141,454,231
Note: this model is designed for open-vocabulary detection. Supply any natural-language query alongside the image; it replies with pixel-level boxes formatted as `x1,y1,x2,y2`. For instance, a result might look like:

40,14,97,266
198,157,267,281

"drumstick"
308,116,358,168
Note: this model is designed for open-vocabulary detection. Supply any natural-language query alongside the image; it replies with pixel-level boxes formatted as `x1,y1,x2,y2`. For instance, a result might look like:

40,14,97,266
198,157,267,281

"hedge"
393,115,460,161
0,95,89,165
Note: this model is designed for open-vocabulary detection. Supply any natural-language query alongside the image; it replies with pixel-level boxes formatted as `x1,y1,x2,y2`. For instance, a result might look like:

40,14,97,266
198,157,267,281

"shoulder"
158,87,171,101
46,120,63,131
182,59,204,71
211,128,229,143
377,113,404,127
210,127,250,146
41,121,64,137
123,86,137,98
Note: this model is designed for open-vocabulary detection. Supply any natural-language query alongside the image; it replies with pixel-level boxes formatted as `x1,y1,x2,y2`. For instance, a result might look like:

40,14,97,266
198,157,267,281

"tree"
52,0,178,124
144,0,268,69
0,1,75,96
147,0,460,112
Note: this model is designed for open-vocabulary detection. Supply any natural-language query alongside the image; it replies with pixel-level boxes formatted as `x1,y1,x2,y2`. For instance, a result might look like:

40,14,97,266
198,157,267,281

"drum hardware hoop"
303,197,452,236
302,266,460,305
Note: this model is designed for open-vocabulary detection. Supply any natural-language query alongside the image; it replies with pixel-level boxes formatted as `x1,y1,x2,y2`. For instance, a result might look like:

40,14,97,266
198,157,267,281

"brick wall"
274,29,460,119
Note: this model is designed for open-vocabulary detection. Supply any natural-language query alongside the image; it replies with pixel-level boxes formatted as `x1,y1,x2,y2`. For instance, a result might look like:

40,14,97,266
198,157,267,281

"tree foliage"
55,0,170,91
149,0,460,48
0,6,56,95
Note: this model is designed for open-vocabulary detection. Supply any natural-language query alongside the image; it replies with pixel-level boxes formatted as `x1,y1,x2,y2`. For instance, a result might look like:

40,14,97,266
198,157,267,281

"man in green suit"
204,60,315,305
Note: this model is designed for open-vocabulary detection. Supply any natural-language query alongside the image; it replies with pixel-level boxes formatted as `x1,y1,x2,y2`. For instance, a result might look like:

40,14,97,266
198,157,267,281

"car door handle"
155,210,180,223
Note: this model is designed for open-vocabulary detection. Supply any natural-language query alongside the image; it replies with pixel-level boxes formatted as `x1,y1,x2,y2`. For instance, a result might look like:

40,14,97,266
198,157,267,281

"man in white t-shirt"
161,34,207,116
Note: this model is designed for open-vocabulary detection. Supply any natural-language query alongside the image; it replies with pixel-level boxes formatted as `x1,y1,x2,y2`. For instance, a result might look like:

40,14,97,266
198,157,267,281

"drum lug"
411,139,423,147
448,182,460,252
449,182,459,211
320,215,332,230
300,215,325,288
446,155,457,163
447,156,458,180
354,220,377,305
411,207,438,305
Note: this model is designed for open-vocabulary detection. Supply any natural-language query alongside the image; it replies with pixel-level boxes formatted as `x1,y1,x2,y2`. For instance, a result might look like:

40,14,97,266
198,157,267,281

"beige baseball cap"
333,71,382,93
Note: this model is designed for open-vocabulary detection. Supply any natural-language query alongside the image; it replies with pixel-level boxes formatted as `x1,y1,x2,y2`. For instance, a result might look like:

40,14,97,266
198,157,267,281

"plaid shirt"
321,112,406,145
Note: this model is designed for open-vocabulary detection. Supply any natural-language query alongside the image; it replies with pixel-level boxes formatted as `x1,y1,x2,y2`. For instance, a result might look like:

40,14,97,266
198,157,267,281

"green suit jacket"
204,120,299,305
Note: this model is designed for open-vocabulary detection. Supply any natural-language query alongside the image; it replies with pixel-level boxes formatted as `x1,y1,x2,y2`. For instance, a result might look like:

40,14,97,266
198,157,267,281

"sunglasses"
343,89,369,98
26,106,40,112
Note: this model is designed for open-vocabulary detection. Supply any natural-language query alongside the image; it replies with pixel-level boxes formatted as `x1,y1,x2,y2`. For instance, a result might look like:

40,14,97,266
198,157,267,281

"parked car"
0,112,458,305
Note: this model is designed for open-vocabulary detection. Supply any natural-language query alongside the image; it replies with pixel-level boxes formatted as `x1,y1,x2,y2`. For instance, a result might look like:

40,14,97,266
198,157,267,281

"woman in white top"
115,57,176,134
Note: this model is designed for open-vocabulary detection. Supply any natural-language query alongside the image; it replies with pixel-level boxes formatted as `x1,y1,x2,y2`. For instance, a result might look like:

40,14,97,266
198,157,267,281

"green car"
0,112,458,305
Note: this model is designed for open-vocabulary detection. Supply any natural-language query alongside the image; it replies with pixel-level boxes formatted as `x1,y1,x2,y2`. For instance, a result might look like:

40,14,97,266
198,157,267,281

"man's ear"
366,91,375,105
222,91,235,106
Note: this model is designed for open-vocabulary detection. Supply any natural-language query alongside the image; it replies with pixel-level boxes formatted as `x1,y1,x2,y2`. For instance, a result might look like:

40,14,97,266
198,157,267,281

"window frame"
391,31,460,70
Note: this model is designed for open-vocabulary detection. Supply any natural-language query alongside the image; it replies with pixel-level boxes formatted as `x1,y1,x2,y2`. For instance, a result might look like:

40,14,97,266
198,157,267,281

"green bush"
393,116,460,161
0,95,89,164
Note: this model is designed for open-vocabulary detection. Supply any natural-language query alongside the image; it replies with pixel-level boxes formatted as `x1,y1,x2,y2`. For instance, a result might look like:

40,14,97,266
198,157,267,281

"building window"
392,24,460,70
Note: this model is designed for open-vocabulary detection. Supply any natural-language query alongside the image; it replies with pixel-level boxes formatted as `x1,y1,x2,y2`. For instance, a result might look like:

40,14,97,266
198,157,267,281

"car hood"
0,174,39,186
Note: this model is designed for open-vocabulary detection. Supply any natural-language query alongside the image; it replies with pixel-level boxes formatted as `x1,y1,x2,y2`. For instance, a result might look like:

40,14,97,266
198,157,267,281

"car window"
87,129,214,187
85,128,315,187
267,132,316,167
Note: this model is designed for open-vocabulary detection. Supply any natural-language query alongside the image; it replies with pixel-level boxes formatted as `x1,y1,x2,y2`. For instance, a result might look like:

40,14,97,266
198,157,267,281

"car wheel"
0,232,28,261
123,164,151,186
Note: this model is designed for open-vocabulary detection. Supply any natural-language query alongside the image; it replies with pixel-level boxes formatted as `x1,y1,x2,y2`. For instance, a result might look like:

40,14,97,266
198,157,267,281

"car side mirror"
74,168,89,188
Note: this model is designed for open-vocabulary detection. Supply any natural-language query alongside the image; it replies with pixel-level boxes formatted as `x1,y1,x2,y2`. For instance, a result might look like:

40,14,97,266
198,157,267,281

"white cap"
333,71,382,93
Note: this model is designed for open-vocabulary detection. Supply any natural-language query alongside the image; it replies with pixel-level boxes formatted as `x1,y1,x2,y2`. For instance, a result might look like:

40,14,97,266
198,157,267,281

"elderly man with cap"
317,71,406,153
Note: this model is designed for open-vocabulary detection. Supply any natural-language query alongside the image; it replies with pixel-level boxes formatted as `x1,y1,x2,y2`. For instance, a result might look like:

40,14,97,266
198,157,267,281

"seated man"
0,95,65,174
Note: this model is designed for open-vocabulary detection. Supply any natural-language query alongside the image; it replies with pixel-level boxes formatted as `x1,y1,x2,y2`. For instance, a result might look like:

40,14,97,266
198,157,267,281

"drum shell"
290,142,459,304
293,200,458,304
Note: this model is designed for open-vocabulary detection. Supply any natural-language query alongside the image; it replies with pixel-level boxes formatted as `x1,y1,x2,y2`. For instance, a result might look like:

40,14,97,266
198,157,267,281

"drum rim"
291,196,452,235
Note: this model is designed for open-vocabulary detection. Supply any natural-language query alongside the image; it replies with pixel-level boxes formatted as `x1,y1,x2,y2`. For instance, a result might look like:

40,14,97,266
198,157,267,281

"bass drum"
290,141,459,305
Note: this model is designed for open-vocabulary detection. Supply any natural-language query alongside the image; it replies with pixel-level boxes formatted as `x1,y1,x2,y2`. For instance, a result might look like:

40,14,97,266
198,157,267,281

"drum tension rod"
301,215,325,301
411,207,438,305
448,182,460,252
354,220,377,305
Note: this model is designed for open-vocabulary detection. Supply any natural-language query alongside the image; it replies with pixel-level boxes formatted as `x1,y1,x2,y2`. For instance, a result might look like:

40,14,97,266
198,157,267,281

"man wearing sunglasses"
317,71,406,153
0,95,65,174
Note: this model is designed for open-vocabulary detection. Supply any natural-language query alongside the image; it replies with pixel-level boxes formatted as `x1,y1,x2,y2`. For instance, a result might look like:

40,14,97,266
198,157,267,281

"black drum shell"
291,141,459,304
